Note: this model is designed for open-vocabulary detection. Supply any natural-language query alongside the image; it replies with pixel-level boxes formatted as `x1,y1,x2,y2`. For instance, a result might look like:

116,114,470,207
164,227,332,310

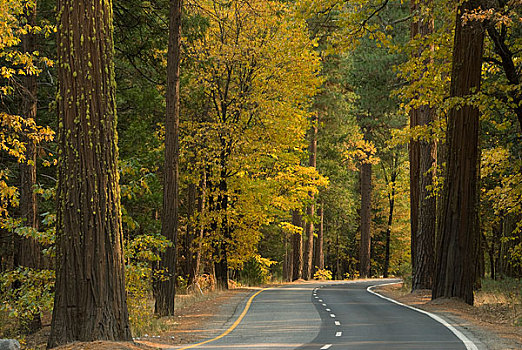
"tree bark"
432,0,484,305
412,104,436,290
155,0,182,316
359,162,372,278
304,116,318,280
291,210,303,281
48,0,132,345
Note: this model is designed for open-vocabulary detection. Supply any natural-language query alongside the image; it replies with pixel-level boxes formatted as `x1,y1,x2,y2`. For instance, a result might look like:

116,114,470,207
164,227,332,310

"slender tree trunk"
155,0,182,316
48,0,132,344
15,5,43,334
335,232,340,280
18,4,40,270
409,118,420,285
359,162,372,278
283,231,292,281
194,171,207,281
432,0,484,305
214,165,230,290
304,204,315,280
185,182,196,282
383,175,395,278
291,210,303,281
314,204,324,270
304,116,317,280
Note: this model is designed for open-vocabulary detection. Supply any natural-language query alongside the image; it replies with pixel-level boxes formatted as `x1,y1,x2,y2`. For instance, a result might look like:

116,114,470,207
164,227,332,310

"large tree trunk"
291,210,303,281
410,0,436,292
48,0,132,345
359,162,372,278
303,116,317,280
155,0,182,316
432,0,484,305
314,204,324,271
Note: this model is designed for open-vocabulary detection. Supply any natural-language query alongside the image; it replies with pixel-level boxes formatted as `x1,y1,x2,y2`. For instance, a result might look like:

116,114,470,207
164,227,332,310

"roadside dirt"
375,283,522,350
135,288,253,348
21,288,253,350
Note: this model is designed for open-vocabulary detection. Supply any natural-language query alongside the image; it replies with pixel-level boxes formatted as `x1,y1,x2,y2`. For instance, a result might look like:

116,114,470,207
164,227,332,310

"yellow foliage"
182,0,325,267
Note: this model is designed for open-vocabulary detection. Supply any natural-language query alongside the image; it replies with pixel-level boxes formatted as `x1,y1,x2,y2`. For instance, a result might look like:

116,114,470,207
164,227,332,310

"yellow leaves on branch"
343,137,379,169
0,113,54,162
482,146,522,218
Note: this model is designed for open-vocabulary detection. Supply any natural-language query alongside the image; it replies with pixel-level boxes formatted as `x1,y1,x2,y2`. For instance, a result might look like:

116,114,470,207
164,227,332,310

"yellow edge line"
176,288,268,350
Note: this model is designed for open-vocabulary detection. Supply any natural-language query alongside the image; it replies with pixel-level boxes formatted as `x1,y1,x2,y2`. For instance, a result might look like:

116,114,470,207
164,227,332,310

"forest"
1,0,521,348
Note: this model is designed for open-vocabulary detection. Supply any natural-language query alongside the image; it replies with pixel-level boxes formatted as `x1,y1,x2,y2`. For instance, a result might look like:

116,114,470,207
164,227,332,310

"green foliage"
0,267,54,323
239,255,276,286
124,234,171,336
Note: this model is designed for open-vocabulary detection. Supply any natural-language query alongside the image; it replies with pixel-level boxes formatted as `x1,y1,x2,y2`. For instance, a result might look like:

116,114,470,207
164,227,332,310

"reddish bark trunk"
432,0,484,305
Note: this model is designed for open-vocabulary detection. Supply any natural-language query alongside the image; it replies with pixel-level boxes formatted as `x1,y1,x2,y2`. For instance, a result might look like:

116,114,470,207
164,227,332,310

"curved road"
173,279,472,350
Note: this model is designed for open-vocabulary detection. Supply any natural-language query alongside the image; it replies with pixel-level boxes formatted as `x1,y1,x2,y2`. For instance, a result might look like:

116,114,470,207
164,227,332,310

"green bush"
0,267,55,333
124,233,171,336
239,255,276,286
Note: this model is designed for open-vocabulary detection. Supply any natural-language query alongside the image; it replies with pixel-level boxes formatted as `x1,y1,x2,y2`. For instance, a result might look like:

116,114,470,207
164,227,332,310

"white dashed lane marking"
320,345,332,349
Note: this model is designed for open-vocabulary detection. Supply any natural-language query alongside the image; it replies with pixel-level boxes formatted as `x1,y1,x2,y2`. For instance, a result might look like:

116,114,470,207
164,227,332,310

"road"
173,279,472,350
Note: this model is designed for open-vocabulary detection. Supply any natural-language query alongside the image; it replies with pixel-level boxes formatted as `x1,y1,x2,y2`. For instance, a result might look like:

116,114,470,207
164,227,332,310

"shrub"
313,268,332,280
239,255,276,286
0,267,55,333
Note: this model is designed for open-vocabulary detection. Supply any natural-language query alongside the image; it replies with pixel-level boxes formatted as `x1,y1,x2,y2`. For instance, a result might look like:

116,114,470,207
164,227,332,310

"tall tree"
304,116,318,280
359,159,372,278
155,0,182,316
381,155,399,278
15,3,44,333
48,0,132,345
314,203,325,271
410,0,436,291
432,0,484,305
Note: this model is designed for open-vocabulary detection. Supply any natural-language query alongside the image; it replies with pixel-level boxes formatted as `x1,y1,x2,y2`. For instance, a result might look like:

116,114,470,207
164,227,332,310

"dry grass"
475,278,522,326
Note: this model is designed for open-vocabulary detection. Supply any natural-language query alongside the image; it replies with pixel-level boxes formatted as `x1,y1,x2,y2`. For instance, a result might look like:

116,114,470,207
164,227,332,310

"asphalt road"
173,279,472,350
